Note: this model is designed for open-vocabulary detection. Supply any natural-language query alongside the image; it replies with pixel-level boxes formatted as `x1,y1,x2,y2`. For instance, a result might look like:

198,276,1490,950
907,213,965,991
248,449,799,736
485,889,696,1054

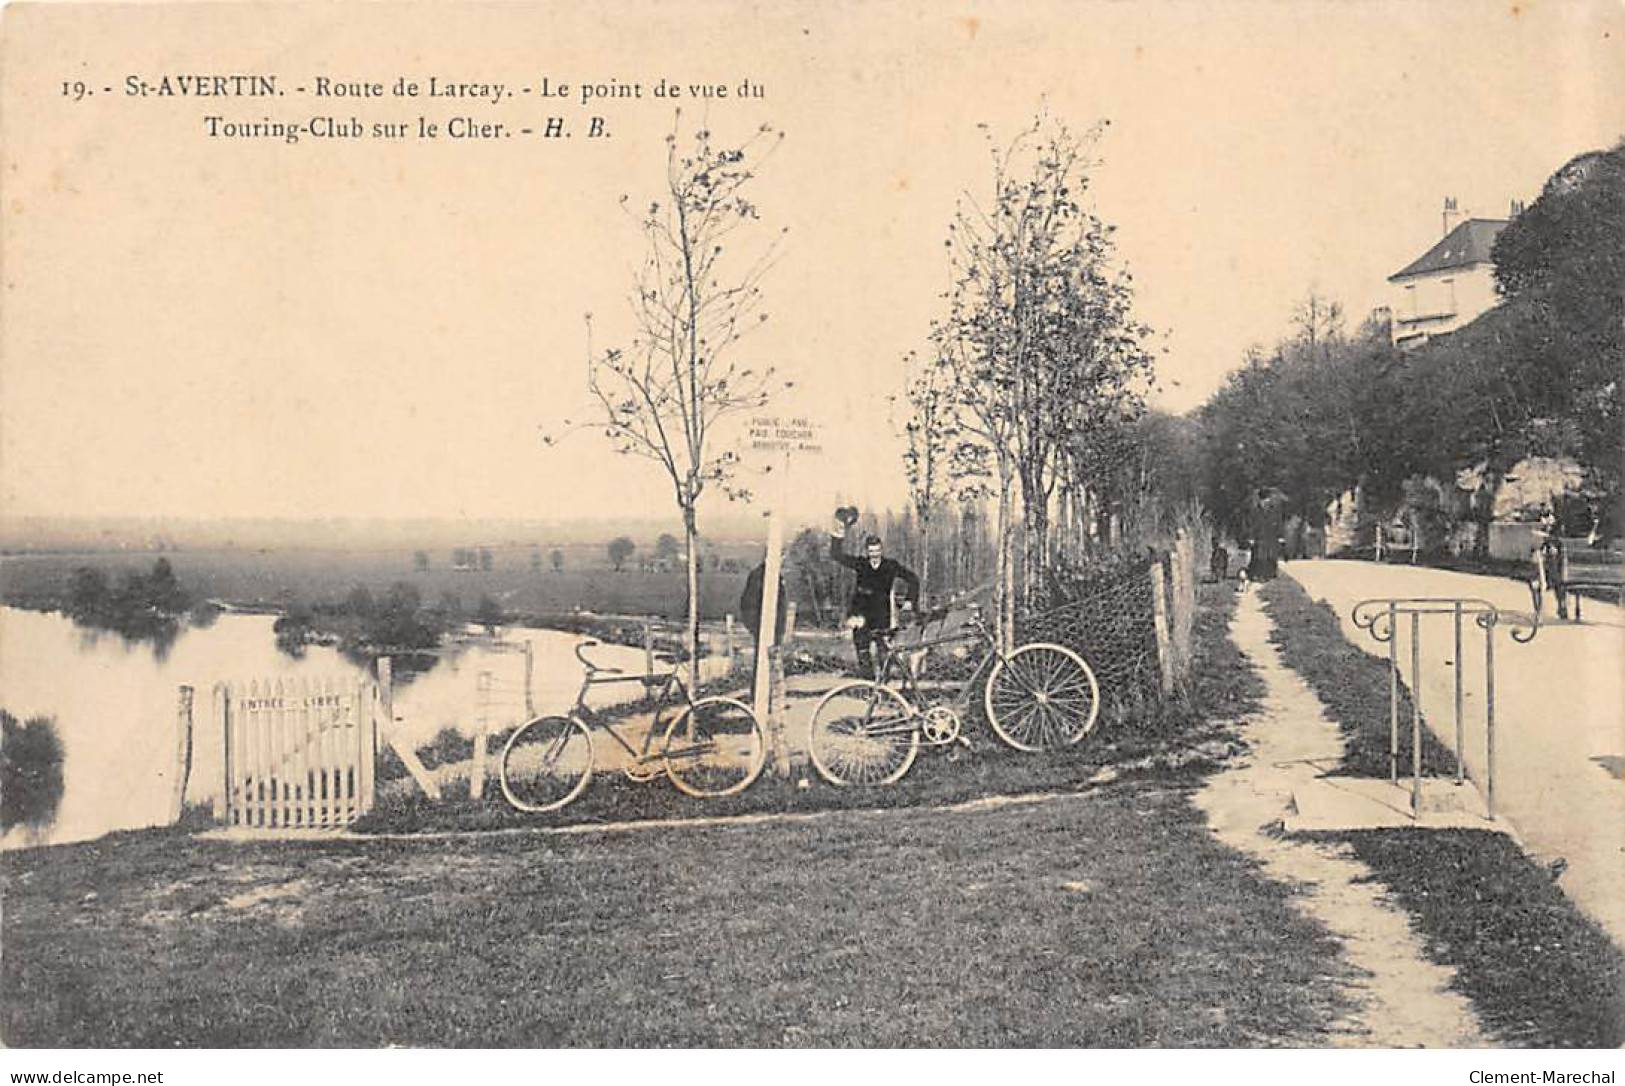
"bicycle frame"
563,642,695,774
870,608,1002,722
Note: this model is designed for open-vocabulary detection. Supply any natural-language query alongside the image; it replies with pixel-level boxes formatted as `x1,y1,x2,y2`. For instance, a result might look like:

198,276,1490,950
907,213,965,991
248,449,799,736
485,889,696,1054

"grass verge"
1257,576,1454,780
1261,573,1625,1047
1331,829,1625,1047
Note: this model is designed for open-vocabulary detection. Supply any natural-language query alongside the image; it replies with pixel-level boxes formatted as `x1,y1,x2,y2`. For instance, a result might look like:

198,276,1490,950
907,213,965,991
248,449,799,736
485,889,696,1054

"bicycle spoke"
997,699,1044,744
809,684,919,786
986,645,1101,752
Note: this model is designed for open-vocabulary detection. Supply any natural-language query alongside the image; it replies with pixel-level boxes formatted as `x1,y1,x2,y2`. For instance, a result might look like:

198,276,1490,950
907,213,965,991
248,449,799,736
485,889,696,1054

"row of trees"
569,111,1165,678
1,710,64,834
899,116,1162,646
1196,144,1624,552
606,533,686,572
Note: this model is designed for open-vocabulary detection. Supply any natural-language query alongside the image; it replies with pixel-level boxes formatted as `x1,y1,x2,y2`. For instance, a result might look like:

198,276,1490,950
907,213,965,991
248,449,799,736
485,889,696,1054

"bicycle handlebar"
573,639,623,675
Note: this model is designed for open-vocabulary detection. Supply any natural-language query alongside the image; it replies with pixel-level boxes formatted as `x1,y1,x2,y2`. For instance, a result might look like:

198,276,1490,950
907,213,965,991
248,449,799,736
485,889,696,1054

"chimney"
1442,196,1462,236
1510,198,1526,218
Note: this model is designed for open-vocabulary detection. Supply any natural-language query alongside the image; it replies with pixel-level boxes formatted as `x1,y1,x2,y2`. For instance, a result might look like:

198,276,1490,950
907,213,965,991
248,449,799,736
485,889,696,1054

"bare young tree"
559,115,786,685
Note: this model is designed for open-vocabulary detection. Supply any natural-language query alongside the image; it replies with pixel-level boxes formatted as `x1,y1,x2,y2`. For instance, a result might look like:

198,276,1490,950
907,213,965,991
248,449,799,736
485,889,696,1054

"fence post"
725,613,736,668
768,644,791,776
1388,602,1399,784
214,681,231,823
379,655,441,801
362,678,377,813
1170,536,1194,684
471,670,491,801
170,685,194,823
784,601,798,646
1150,559,1174,695
523,639,535,718
354,678,376,816
1485,619,1497,820
1453,600,1465,784
1410,611,1422,813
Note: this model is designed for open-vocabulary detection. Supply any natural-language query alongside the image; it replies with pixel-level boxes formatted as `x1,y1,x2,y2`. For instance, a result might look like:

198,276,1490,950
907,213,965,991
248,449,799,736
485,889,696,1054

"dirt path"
1194,586,1487,1047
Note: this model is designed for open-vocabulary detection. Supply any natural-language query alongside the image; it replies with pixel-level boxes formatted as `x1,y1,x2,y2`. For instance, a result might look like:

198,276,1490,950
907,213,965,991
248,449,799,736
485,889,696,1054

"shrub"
1,710,65,831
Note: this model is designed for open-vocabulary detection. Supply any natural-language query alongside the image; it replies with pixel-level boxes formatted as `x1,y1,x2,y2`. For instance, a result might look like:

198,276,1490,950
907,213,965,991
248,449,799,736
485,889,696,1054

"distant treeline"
1194,144,1623,552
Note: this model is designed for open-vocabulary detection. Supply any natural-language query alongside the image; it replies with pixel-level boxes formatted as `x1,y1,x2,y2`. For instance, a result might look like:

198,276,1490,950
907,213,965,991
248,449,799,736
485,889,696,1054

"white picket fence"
216,677,377,829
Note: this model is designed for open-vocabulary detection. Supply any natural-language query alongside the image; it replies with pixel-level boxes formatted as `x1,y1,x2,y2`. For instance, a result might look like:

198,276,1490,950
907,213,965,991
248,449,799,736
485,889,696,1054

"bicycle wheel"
499,715,593,812
662,696,766,798
807,681,919,786
984,643,1101,752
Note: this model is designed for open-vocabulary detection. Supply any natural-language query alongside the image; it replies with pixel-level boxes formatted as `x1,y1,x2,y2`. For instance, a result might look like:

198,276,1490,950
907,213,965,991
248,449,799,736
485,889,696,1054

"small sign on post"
748,414,822,775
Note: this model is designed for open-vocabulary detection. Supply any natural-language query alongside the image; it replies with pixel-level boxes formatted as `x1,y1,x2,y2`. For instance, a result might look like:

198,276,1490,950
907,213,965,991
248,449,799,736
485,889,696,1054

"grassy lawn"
1259,575,1625,1048
3,774,1349,1047
3,583,1366,1047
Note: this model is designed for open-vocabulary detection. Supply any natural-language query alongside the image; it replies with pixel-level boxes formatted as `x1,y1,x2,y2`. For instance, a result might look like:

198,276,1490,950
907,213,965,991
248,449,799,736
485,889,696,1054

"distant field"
0,543,781,622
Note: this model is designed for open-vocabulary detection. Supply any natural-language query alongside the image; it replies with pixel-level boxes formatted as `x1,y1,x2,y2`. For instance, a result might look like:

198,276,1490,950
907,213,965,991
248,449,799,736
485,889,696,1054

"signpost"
748,414,822,774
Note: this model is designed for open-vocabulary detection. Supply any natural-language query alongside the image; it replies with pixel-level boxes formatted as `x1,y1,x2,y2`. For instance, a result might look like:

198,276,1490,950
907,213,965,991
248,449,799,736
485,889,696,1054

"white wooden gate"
217,677,377,828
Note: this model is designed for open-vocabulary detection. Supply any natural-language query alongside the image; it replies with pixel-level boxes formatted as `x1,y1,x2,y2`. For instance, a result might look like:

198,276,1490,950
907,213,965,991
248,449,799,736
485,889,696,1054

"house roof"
1388,218,1508,281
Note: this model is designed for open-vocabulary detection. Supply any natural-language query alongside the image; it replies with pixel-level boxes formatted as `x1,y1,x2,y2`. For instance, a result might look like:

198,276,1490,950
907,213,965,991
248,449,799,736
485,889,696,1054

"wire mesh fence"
1020,534,1199,722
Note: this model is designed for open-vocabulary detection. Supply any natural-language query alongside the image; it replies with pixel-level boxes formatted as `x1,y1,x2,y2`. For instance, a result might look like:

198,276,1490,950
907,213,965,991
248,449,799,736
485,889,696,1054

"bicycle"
498,639,767,812
807,603,1100,787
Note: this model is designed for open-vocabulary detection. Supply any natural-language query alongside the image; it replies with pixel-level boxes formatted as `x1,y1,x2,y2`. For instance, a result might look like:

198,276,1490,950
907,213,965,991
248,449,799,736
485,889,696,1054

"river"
0,605,683,848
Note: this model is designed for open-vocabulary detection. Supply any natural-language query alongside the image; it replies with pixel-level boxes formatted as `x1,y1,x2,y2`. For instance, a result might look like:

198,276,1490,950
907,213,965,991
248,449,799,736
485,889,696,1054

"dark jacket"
740,563,788,643
829,535,920,628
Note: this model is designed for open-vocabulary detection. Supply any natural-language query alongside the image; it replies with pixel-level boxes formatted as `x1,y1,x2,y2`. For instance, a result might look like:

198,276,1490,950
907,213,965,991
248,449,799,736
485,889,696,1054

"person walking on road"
828,508,920,677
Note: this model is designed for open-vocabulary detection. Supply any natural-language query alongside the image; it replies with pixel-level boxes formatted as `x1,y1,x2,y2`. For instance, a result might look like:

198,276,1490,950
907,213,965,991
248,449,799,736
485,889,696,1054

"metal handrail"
1350,596,1538,820
1352,596,1539,644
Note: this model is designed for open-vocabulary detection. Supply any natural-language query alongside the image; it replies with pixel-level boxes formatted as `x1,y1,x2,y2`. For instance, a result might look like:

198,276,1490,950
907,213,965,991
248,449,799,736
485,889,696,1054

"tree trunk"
683,504,701,692
996,458,1016,652
917,510,933,603
1017,460,1052,614
1472,477,1497,561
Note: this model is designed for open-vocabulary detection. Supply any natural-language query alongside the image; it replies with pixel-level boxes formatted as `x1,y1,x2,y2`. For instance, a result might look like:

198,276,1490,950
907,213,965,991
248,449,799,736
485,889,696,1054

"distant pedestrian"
1247,488,1287,582
1209,537,1230,582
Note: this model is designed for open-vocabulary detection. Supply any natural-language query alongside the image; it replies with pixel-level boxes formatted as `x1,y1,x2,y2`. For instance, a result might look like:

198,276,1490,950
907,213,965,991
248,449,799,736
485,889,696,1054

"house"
1386,198,1518,350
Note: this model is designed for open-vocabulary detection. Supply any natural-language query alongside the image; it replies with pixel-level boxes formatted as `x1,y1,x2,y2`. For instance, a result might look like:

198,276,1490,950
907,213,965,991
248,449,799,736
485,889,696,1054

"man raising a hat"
828,507,921,677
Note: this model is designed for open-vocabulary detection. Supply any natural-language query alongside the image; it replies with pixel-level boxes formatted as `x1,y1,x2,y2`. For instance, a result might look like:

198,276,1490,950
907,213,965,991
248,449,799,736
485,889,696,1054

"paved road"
1283,559,1625,950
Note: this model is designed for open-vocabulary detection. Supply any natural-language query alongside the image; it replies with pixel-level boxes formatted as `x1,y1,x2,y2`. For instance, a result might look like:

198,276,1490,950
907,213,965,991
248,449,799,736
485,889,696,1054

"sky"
3,0,1622,537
